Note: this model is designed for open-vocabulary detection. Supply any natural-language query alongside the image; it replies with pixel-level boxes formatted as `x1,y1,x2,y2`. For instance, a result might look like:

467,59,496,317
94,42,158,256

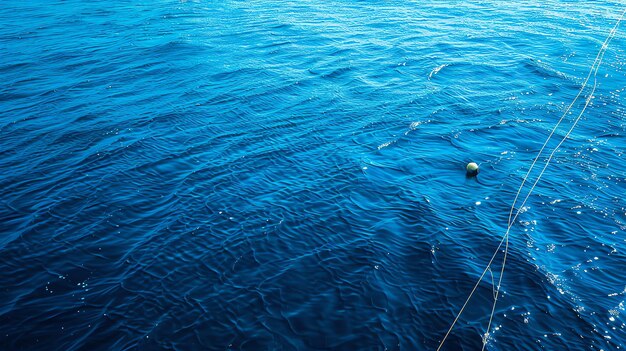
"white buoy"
466,162,479,176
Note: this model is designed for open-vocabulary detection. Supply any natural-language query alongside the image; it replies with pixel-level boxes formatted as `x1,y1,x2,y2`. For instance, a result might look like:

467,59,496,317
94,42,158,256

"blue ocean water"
2,1,626,350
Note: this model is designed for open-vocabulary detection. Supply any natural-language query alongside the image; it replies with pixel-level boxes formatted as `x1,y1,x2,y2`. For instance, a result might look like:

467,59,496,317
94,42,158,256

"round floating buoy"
466,162,479,176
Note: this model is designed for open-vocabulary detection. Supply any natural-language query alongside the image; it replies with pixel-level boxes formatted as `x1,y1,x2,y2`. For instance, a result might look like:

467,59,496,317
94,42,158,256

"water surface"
1,1,626,350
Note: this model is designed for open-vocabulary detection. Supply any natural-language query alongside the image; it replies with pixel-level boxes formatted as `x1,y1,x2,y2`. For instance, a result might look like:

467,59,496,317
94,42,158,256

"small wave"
404,119,432,136
523,57,578,83
409,120,431,130
377,140,396,150
428,64,449,80
321,66,353,79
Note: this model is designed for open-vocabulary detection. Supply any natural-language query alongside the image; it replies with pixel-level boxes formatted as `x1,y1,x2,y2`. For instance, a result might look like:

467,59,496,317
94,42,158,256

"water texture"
1,1,626,350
